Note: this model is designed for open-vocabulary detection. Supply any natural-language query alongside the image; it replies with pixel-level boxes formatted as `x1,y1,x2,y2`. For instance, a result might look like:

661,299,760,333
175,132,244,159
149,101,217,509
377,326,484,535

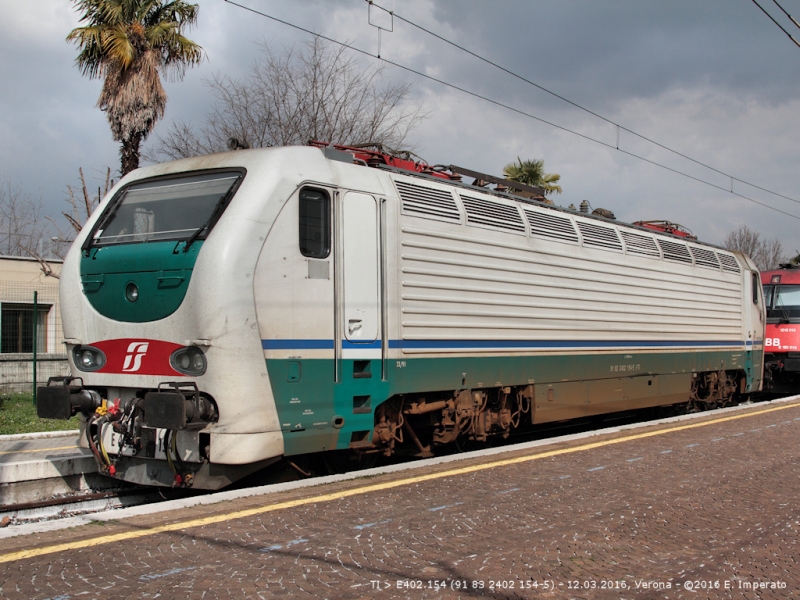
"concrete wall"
0,353,70,392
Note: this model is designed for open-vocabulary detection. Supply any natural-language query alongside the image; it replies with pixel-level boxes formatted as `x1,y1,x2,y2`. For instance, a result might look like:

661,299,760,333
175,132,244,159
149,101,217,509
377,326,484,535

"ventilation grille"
524,209,579,244
718,253,742,274
460,194,525,233
658,239,693,264
396,180,461,223
621,231,660,257
690,246,721,270
576,221,623,251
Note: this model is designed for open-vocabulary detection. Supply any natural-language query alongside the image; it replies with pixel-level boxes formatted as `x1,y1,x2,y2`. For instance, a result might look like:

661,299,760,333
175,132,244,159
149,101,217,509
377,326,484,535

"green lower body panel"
266,359,389,456
266,349,760,457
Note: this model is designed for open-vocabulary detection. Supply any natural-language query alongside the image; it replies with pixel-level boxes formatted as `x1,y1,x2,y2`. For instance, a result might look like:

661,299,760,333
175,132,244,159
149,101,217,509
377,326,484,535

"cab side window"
299,188,330,258
752,272,759,305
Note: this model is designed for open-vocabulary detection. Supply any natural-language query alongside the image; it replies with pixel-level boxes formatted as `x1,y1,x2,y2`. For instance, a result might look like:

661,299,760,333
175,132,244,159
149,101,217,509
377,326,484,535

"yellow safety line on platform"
0,445,79,456
1,401,798,565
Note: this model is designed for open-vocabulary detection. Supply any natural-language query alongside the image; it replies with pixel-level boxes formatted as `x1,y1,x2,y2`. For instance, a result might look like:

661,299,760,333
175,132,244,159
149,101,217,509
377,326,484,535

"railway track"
0,487,171,526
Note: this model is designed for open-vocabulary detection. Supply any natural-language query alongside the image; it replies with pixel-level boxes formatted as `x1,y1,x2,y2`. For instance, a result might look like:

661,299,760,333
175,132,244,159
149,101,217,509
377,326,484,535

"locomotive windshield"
763,284,800,320
90,171,243,247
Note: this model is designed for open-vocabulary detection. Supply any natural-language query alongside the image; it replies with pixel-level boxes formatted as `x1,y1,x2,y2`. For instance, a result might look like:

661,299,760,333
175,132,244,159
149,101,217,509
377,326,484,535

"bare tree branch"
2,168,112,278
0,181,49,258
761,238,786,271
21,167,113,279
724,224,786,270
61,167,110,237
147,38,429,162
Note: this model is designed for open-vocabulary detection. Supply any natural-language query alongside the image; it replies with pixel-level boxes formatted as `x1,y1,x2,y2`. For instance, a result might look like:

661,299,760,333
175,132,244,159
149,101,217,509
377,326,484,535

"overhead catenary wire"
222,0,800,222
369,0,800,208
772,0,800,29
751,0,800,47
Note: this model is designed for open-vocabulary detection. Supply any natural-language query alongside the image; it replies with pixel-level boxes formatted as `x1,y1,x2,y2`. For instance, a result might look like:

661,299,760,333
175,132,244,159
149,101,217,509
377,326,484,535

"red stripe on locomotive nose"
90,338,185,376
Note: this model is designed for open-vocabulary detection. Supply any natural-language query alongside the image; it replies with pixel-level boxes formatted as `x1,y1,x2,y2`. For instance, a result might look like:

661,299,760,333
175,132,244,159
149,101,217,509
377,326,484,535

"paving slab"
0,399,799,599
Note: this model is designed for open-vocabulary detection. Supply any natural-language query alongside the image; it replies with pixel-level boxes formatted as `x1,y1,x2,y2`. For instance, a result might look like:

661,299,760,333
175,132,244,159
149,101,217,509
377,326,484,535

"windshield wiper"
775,287,792,324
183,189,233,252
82,190,128,253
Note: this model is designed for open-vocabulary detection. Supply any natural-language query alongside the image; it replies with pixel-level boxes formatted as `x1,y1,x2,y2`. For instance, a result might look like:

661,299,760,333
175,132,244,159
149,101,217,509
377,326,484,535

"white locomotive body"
38,145,764,488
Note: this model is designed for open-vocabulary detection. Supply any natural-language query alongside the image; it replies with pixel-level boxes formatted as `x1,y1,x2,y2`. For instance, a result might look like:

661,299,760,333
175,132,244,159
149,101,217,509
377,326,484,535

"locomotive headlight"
125,282,139,303
81,351,94,368
170,346,207,376
72,346,106,372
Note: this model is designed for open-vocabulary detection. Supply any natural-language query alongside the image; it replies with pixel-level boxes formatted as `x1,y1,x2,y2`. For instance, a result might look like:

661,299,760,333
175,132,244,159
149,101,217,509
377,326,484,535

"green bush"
0,392,79,436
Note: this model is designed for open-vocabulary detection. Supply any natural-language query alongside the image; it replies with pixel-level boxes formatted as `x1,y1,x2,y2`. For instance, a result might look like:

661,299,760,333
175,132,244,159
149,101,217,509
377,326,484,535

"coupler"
37,376,102,420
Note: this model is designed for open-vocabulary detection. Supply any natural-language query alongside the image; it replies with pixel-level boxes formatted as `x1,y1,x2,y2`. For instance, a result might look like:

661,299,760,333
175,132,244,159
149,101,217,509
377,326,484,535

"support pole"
33,290,37,405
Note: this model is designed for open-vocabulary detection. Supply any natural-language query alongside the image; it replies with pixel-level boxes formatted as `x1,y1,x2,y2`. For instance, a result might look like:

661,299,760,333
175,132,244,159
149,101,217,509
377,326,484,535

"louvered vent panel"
718,253,742,274
460,194,526,233
576,221,623,251
396,180,461,223
621,231,660,257
658,239,693,264
690,246,721,270
524,209,579,244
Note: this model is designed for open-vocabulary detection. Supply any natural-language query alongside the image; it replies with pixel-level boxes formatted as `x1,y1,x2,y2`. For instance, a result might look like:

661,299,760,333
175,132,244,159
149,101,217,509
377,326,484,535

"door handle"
348,319,362,336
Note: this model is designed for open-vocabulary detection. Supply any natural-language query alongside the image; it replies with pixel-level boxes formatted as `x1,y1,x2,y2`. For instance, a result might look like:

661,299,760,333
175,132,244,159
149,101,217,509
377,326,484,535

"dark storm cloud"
424,0,800,109
1,0,799,250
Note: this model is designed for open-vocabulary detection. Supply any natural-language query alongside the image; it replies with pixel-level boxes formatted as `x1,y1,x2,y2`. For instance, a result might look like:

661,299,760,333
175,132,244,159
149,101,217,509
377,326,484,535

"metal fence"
0,279,68,394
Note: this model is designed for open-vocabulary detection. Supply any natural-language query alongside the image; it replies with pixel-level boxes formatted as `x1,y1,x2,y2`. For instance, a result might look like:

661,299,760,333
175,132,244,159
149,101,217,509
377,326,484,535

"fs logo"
89,339,182,375
122,342,150,372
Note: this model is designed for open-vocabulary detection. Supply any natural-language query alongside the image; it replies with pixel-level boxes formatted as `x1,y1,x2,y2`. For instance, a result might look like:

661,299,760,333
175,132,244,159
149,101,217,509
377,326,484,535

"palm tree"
503,158,563,196
67,0,203,175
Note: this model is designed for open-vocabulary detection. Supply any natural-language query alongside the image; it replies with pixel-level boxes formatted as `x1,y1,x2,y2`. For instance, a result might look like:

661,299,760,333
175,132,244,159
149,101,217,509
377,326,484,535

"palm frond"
146,0,198,28
67,25,106,78
68,0,202,174
103,25,137,70
502,157,562,195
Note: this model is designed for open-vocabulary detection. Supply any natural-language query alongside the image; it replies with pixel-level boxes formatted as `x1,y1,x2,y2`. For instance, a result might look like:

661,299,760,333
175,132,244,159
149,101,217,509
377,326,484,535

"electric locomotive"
761,264,800,393
38,143,765,489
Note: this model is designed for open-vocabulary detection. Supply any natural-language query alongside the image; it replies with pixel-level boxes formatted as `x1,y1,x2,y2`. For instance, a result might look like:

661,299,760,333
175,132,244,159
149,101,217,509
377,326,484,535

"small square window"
1,304,49,353
299,188,330,259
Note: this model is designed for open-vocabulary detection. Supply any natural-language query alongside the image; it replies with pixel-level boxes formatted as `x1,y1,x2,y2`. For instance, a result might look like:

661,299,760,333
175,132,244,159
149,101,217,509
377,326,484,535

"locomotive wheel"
320,449,379,475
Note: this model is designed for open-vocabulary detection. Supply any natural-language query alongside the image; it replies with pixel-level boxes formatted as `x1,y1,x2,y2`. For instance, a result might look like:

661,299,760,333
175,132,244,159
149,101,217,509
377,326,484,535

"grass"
0,392,79,436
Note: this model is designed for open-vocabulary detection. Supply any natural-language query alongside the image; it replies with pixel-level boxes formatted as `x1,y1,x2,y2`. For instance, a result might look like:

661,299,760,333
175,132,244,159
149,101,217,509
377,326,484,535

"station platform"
0,397,799,598
0,430,99,504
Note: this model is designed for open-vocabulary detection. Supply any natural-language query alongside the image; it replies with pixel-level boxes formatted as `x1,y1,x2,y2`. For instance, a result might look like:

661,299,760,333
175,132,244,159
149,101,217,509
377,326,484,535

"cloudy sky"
2,0,800,252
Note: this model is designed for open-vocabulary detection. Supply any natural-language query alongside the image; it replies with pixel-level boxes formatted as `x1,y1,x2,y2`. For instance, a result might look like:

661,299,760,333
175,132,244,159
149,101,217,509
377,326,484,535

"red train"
761,264,800,394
